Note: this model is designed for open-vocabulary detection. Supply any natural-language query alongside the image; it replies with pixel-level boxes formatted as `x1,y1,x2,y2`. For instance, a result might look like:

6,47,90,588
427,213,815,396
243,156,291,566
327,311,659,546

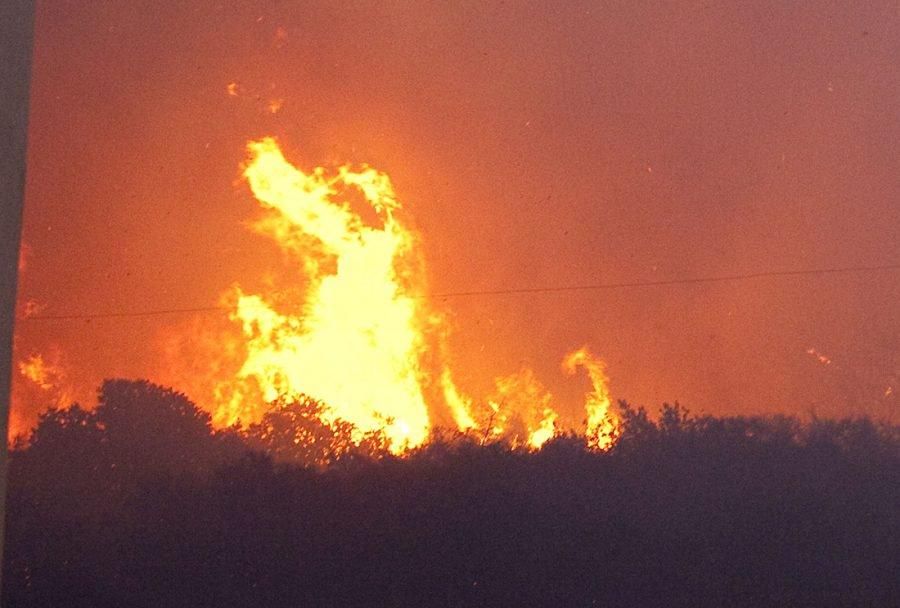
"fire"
164,137,618,454
214,138,460,450
440,368,477,431
564,347,618,449
19,354,55,390
806,347,832,366
15,350,75,436
489,368,559,448
528,408,559,449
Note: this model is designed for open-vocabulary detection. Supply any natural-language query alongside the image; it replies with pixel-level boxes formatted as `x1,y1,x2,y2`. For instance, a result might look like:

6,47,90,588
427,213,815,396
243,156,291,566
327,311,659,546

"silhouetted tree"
243,394,390,467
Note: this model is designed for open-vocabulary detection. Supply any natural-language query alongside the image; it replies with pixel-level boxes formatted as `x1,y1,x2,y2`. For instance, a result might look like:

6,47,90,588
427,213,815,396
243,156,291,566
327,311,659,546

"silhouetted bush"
243,395,390,468
4,380,898,607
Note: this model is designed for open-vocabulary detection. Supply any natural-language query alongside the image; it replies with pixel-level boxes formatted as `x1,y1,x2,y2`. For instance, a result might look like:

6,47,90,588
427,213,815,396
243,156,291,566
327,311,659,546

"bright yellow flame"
441,368,477,431
163,137,619,455
563,347,618,449
489,367,559,447
528,407,558,449
221,138,432,450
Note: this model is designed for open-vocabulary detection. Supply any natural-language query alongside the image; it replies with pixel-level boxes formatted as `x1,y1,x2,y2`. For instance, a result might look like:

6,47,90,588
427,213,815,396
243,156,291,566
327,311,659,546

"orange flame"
19,354,55,390
806,347,832,366
488,367,559,448
564,347,618,449
528,408,559,449
15,351,75,429
161,138,619,454
440,368,477,431
214,138,464,450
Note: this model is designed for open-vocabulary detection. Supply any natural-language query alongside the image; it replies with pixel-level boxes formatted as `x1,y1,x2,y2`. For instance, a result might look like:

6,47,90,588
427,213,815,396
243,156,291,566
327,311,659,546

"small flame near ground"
13,350,75,440
564,347,617,449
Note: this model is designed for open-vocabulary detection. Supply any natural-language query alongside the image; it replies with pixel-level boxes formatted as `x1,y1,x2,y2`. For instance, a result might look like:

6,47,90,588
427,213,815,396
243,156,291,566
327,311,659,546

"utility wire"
20,306,229,322
16,261,900,322
431,262,900,298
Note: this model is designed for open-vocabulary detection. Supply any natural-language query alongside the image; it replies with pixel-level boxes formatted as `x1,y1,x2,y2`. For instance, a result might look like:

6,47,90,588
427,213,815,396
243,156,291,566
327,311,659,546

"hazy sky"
13,1,900,434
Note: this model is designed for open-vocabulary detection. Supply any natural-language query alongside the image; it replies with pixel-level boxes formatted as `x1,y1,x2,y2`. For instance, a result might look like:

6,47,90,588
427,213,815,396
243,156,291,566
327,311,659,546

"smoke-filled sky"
13,1,900,435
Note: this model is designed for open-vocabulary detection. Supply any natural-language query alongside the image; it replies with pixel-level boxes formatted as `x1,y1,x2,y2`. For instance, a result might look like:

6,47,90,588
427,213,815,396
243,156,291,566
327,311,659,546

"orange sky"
12,1,900,437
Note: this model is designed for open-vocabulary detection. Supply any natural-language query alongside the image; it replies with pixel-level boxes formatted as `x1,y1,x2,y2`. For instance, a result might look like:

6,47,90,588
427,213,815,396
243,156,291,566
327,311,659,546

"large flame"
15,140,622,450
158,137,618,454
216,138,458,449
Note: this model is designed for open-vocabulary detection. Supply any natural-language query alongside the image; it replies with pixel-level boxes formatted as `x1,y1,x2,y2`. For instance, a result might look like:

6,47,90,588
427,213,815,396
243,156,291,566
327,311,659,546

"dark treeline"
4,379,899,607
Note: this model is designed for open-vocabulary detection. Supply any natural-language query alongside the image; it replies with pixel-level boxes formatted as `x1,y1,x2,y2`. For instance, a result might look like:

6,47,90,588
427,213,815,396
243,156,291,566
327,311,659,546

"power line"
20,306,228,322
16,261,900,322
431,262,900,298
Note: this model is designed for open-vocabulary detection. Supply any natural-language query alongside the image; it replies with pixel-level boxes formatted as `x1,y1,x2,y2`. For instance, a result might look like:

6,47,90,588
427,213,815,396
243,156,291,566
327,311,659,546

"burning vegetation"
144,138,619,454
13,138,618,452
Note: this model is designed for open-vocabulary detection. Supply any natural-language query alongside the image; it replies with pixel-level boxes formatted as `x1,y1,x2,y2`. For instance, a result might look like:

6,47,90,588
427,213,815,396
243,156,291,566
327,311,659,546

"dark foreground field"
4,380,898,607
